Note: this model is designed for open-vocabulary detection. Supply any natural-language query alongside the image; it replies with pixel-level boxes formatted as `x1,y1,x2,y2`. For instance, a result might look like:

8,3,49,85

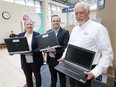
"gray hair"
74,2,90,14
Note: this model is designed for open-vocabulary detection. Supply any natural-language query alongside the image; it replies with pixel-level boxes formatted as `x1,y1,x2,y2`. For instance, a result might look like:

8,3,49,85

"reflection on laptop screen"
65,44,95,70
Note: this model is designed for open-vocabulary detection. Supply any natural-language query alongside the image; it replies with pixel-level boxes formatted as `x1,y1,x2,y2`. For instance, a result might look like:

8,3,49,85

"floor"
0,48,115,87
0,48,69,87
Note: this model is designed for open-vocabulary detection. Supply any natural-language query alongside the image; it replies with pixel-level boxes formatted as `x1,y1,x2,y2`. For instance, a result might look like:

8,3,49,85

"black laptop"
36,31,62,52
55,44,95,83
4,37,30,54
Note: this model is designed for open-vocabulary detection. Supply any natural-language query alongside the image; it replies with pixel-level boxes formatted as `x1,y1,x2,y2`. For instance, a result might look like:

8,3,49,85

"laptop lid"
55,44,95,83
65,44,95,70
4,37,30,54
36,31,61,51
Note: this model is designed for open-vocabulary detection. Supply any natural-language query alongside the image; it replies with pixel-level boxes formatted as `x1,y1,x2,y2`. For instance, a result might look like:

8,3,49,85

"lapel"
57,27,62,39
31,32,35,49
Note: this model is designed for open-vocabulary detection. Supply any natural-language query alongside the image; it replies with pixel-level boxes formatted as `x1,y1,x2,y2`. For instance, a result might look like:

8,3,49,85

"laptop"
55,44,95,83
4,37,30,54
36,31,62,52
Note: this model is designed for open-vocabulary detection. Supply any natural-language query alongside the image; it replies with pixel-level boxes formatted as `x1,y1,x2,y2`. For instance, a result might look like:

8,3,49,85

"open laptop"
4,37,30,54
36,31,62,52
55,44,95,83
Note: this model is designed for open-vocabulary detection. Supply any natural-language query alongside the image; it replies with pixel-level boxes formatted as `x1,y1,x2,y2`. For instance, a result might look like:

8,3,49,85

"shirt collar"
52,27,60,34
79,19,91,29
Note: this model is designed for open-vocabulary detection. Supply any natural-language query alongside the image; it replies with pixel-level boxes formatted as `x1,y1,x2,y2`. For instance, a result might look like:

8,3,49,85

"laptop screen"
4,37,29,53
65,44,95,70
36,31,59,50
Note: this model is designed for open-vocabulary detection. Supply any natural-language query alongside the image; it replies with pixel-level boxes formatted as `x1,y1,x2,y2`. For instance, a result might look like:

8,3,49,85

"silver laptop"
36,31,62,52
55,44,95,83
4,37,30,54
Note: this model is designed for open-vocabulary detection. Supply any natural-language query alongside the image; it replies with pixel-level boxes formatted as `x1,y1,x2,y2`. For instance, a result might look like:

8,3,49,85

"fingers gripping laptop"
4,37,31,55
55,44,95,83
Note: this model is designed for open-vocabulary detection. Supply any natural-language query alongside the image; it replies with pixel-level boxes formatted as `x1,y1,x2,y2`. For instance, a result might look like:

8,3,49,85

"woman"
18,19,43,87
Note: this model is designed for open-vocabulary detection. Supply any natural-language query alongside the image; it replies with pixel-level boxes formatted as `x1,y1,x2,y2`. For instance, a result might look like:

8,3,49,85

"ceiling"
52,0,97,7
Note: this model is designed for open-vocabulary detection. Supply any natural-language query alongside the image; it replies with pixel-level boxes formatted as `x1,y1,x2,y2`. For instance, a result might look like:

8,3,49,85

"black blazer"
18,31,43,70
47,27,70,61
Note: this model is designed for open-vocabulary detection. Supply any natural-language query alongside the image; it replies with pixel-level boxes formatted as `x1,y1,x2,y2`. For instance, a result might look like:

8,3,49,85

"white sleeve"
91,26,113,78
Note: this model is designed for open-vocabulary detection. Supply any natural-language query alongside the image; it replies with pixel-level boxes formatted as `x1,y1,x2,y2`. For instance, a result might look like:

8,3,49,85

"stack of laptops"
36,31,62,52
55,44,95,83
4,37,30,55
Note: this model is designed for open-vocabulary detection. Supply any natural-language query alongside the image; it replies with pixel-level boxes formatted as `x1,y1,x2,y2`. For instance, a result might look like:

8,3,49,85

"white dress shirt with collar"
63,19,113,78
52,27,60,36
48,27,60,58
24,33,33,63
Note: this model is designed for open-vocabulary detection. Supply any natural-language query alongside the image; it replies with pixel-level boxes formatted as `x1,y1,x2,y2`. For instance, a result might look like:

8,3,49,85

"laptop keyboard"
60,62,87,78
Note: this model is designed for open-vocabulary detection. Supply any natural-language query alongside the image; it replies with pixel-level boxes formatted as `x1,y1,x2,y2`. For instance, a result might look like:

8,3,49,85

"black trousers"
70,78,92,87
23,63,41,87
70,65,96,87
48,60,66,87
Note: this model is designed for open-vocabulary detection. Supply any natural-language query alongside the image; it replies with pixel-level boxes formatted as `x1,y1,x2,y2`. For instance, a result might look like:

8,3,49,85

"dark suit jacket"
47,27,70,63
18,31,43,70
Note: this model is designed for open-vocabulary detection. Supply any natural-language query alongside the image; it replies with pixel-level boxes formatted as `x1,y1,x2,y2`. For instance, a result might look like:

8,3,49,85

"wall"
42,0,68,32
96,0,115,74
0,1,36,44
114,1,116,77
90,10,97,19
0,0,97,44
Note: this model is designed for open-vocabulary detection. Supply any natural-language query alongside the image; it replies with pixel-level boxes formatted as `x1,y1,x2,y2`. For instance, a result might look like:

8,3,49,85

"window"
26,0,34,6
15,0,25,5
35,1,41,13
57,6,61,12
35,0,41,7
48,4,52,29
51,4,56,11
2,0,14,2
36,8,41,13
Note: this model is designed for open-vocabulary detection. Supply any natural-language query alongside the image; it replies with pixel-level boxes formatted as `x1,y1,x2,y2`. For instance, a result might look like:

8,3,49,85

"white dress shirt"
63,19,113,78
48,27,60,58
25,33,33,63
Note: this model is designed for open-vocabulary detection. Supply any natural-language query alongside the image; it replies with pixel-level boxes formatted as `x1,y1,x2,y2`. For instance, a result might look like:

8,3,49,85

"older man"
58,2,113,87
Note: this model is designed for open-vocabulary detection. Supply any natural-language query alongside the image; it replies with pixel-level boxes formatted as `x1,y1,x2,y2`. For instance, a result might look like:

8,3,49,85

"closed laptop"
36,31,62,52
4,37,30,54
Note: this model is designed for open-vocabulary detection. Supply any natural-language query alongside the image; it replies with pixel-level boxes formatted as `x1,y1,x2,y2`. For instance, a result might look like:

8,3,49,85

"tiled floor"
0,48,69,87
0,48,26,87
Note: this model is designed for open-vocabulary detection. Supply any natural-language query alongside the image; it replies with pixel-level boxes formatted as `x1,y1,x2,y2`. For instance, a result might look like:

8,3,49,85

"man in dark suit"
46,15,70,87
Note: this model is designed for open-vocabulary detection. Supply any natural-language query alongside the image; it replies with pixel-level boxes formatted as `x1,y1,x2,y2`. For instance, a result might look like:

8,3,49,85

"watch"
2,11,11,19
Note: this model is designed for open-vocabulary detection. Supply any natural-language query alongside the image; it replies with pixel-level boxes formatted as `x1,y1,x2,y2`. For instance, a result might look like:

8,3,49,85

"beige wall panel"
97,0,115,73
0,1,36,43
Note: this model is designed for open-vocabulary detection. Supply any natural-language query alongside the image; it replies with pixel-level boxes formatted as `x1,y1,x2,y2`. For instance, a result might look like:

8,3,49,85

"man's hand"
57,57,64,63
84,71,95,80
45,46,56,53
